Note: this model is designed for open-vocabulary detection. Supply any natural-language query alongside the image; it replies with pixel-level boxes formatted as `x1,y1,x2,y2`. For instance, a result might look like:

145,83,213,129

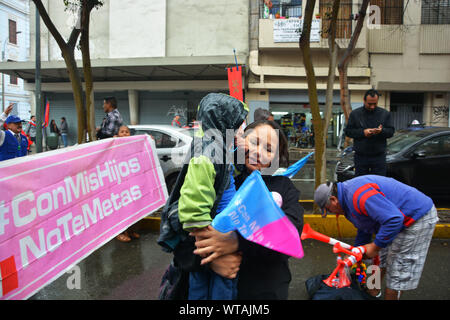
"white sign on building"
273,19,321,43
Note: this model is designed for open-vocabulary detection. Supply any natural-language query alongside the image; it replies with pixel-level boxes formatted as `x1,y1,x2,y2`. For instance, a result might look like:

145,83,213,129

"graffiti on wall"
432,106,449,123
167,105,187,119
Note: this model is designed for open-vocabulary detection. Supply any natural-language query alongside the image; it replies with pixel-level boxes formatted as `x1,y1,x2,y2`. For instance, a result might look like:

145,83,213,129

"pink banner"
0,135,168,299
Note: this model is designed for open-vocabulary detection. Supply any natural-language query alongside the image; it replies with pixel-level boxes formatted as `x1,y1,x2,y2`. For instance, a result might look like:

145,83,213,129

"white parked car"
129,125,194,193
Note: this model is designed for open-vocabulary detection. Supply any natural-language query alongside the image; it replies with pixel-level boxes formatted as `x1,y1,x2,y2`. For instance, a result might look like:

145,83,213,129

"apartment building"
247,0,450,146
0,0,448,146
0,0,31,120
0,0,249,145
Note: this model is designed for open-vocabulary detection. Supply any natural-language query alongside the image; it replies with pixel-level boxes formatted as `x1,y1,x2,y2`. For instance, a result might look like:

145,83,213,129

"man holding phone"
344,89,395,176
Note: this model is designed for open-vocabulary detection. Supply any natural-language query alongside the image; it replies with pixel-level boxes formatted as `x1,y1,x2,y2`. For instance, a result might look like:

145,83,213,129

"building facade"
0,0,449,146
369,0,450,129
0,0,31,120
248,0,371,148
248,0,450,147
0,0,250,145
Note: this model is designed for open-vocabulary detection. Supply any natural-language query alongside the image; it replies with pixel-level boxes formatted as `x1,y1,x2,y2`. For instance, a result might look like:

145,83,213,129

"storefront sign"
273,19,321,43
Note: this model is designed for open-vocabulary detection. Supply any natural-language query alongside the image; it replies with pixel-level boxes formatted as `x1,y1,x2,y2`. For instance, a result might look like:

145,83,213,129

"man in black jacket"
344,89,395,176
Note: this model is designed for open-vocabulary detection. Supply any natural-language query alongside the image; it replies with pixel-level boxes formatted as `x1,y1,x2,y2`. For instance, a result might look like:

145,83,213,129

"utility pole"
1,47,4,113
35,8,42,153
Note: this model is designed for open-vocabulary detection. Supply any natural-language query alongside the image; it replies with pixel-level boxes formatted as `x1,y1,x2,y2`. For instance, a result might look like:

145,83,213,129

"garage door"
44,92,130,146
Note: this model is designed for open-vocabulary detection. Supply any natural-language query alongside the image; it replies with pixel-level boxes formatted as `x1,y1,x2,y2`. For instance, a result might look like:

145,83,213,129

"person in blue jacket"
314,175,439,300
0,104,29,161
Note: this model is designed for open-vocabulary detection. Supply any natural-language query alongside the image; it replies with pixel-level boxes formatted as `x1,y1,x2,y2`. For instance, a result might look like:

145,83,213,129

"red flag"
227,66,243,102
43,100,50,128
0,256,19,297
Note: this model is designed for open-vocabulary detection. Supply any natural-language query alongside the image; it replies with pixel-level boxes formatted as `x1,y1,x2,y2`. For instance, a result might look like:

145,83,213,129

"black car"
335,127,450,200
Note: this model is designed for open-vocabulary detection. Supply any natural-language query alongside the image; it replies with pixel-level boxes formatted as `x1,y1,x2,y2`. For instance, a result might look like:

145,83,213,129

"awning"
0,55,248,83
377,81,450,92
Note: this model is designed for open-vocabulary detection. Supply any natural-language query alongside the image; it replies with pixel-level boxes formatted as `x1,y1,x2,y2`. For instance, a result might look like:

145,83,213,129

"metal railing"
260,0,303,19
422,0,450,25
320,0,353,39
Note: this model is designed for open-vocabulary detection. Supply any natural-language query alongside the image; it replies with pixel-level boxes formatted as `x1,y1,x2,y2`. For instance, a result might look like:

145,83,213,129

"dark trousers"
354,153,387,177
188,270,238,300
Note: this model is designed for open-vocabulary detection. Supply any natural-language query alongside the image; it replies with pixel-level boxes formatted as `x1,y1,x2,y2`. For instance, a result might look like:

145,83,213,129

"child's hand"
190,225,239,265
210,253,242,279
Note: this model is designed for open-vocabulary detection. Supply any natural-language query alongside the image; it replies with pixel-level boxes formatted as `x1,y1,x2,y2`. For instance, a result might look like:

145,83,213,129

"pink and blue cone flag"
212,170,304,259
275,152,314,179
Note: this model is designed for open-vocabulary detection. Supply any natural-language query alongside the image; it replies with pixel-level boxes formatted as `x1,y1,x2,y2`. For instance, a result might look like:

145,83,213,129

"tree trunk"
338,66,351,120
338,0,370,123
300,0,325,189
80,2,96,142
33,0,86,143
323,0,340,180
337,0,369,148
62,49,86,144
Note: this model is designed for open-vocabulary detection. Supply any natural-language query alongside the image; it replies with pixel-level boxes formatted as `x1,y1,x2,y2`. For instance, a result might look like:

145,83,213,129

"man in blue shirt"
0,104,29,161
314,175,439,300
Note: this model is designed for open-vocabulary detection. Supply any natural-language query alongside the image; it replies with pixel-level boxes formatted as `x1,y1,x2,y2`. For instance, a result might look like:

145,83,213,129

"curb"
137,215,450,239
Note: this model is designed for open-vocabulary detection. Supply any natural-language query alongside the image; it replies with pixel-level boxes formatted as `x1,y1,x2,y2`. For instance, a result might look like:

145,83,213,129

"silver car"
129,125,193,193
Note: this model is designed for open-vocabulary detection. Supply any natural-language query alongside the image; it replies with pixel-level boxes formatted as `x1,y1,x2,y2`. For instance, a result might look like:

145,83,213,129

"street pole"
35,8,43,153
1,51,4,112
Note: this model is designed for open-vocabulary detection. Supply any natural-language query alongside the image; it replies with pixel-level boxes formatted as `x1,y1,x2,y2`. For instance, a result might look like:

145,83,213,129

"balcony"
258,18,366,51
419,25,450,54
368,25,403,54
368,24,450,54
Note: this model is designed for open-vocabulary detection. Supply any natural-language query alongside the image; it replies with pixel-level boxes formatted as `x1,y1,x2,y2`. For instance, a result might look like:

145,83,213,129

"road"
29,229,450,300
28,148,449,300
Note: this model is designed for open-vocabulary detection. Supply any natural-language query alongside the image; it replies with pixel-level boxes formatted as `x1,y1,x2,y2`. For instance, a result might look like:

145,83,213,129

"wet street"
29,149,450,300
30,229,450,300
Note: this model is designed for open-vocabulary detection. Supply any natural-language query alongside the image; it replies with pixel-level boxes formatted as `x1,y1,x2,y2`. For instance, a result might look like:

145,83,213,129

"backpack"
305,274,378,300
157,161,230,253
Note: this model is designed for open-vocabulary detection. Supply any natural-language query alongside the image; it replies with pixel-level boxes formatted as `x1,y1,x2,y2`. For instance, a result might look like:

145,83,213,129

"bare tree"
300,0,340,190
324,0,341,154
32,0,103,144
338,0,370,122
78,0,101,142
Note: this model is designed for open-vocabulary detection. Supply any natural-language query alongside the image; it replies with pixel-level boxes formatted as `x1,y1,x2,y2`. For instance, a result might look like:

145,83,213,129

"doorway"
390,92,424,130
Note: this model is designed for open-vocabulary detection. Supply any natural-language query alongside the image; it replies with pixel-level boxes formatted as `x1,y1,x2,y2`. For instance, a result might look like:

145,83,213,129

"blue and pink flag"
212,170,304,259
275,152,314,179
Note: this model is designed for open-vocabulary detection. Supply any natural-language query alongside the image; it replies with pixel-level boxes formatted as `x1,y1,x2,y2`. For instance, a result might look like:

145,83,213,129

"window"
387,131,427,154
422,0,450,24
9,74,18,85
134,130,177,148
370,0,404,25
320,0,352,39
260,0,303,19
416,135,450,157
8,19,17,44
6,60,18,85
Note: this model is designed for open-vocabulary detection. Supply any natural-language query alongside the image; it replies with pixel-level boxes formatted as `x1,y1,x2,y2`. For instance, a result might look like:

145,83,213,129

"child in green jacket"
178,93,248,300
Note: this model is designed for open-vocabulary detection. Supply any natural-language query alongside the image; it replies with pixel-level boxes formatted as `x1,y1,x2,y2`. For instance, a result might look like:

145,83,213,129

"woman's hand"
210,253,242,279
190,225,239,265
